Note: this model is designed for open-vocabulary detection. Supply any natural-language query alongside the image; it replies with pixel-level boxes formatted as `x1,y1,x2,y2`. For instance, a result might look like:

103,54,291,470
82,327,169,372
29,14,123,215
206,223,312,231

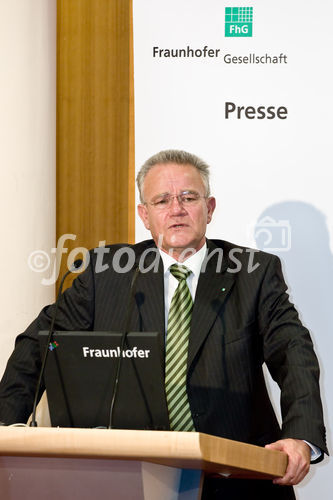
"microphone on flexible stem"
30,258,84,427
108,264,140,429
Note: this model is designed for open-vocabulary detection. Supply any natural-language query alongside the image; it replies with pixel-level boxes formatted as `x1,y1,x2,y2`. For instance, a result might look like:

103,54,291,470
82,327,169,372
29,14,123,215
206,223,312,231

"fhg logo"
225,7,253,37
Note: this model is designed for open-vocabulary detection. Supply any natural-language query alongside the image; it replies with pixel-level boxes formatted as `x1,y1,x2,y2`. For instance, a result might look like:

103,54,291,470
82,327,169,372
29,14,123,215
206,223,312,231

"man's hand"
265,438,311,486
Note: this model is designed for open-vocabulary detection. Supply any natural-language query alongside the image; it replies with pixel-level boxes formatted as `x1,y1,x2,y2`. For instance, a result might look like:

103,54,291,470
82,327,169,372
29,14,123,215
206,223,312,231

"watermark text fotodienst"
27,233,261,285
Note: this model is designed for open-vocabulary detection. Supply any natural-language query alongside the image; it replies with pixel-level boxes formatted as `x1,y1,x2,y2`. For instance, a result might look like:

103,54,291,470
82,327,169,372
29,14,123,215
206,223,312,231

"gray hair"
136,149,211,203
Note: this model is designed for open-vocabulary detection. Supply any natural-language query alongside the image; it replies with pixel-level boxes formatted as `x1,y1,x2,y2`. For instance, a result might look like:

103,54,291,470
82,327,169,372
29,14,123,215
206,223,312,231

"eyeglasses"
146,191,207,211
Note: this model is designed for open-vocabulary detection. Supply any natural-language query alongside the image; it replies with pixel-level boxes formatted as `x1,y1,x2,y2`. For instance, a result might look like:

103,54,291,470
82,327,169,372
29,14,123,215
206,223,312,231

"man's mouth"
169,223,188,229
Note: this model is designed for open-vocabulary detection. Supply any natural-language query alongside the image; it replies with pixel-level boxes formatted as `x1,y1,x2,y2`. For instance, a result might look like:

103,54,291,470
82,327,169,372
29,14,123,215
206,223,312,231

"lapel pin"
221,287,226,292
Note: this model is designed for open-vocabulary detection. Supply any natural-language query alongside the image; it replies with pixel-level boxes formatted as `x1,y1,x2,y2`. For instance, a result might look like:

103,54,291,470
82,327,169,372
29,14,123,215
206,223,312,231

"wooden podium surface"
0,427,287,479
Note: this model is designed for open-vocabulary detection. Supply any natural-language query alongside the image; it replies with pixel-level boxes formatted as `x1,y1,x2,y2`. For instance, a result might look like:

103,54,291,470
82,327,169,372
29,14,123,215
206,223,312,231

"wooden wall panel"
57,0,134,284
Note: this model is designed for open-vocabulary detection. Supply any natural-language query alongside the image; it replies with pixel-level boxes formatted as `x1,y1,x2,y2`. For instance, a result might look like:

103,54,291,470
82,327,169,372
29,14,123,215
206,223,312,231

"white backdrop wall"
0,1,56,377
133,1,332,498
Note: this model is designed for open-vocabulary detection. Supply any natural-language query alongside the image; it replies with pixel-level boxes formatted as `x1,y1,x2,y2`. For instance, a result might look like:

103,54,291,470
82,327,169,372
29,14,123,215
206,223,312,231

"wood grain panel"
57,0,134,285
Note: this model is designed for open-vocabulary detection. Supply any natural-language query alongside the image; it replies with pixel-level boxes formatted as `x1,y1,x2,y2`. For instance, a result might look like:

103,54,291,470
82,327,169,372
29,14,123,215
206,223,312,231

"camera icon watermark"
254,216,291,252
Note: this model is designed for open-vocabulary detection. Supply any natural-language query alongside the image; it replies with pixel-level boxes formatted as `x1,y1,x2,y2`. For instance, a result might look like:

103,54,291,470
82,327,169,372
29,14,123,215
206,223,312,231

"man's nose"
169,195,185,213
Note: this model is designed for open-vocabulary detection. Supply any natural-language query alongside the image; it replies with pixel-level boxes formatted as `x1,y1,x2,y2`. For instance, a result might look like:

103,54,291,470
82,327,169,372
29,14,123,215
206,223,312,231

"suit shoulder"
88,239,154,256
87,239,155,272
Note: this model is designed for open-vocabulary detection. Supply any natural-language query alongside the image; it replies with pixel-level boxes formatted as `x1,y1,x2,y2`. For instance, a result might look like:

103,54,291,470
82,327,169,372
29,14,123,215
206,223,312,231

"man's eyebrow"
152,190,200,198
150,192,170,200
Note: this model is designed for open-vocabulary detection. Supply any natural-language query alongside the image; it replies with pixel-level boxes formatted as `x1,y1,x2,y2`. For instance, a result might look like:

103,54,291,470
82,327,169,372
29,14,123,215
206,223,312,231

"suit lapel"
134,244,165,336
132,240,236,368
187,240,235,369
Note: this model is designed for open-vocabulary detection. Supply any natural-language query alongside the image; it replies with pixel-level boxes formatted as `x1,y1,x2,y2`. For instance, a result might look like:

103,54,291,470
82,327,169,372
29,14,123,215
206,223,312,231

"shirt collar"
159,243,207,278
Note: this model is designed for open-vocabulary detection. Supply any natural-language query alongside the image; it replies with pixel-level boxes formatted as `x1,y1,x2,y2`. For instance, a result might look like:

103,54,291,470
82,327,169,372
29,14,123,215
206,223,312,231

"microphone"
30,258,84,427
108,264,140,429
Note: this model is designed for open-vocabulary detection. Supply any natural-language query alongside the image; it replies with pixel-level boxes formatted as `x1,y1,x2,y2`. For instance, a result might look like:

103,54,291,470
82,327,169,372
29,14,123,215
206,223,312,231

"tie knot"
169,264,191,281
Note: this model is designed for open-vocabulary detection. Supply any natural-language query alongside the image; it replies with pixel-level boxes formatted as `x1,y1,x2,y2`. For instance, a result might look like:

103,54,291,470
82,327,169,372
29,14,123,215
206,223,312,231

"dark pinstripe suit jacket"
0,239,327,458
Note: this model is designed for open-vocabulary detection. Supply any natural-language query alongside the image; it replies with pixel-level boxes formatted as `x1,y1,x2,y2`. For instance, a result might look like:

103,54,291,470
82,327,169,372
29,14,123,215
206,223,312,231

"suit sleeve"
0,261,95,424
257,254,327,456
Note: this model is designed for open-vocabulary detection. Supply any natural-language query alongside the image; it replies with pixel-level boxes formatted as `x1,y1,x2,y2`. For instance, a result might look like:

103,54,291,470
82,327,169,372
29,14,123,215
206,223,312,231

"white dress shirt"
159,243,207,333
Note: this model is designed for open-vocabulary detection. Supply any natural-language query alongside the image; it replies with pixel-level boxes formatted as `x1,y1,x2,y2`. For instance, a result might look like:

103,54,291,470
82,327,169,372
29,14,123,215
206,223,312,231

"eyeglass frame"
144,190,208,210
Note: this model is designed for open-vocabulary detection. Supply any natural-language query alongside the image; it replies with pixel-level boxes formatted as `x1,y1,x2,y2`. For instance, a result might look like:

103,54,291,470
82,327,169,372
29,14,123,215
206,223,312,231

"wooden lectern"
0,427,287,499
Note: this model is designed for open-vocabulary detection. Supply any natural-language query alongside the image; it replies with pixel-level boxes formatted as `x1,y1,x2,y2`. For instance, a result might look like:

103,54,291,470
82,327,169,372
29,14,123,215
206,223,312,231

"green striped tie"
165,264,195,431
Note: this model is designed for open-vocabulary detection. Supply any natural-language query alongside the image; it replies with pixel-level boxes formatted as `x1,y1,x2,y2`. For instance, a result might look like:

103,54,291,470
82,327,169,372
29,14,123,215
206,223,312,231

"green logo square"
225,7,253,37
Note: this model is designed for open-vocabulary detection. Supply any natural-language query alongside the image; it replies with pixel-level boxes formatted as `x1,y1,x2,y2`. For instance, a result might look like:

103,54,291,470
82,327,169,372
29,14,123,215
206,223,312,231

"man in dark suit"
0,150,327,499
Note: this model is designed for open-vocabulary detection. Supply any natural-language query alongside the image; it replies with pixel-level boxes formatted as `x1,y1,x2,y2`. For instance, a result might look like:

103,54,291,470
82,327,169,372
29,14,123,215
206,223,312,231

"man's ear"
206,197,216,224
137,204,150,230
